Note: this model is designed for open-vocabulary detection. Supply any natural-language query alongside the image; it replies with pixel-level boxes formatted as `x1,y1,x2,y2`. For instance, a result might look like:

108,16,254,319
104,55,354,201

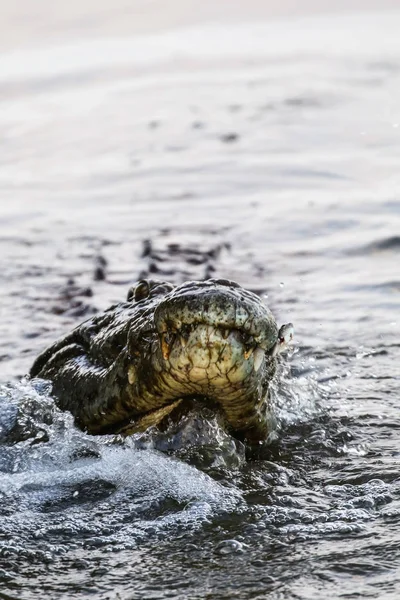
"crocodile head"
31,278,292,443
122,278,291,441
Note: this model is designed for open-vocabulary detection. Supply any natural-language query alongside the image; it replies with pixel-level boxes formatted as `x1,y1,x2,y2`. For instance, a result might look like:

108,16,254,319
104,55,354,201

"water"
0,7,400,599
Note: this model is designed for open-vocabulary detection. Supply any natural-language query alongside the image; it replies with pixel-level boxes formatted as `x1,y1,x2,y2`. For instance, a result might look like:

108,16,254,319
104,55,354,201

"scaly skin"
30,278,290,442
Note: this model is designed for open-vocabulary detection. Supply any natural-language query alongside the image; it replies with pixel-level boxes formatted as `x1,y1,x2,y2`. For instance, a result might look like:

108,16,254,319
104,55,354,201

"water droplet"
279,282,284,288
214,539,245,555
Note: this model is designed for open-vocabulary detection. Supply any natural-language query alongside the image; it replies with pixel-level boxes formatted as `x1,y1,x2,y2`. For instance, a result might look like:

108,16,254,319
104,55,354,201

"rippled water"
0,9,400,599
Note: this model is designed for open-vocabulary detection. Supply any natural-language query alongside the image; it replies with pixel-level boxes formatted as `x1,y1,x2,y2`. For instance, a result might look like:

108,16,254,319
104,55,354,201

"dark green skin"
30,279,279,441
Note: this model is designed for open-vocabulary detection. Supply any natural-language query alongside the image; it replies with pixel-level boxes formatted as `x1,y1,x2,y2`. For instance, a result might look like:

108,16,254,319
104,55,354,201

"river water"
0,8,400,599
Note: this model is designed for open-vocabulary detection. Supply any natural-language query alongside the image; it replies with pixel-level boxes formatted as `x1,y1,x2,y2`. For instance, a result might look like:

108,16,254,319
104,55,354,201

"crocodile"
30,279,293,442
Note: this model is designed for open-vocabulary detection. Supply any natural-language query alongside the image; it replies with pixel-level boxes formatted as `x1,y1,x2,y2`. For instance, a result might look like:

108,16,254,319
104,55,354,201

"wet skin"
30,279,292,442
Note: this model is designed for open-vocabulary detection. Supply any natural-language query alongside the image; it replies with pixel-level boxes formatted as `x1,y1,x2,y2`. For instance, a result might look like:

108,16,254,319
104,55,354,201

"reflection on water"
0,8,400,600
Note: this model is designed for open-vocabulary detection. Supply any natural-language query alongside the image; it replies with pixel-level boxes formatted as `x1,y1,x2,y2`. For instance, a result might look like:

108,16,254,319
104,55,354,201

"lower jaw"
116,393,271,442
115,398,186,436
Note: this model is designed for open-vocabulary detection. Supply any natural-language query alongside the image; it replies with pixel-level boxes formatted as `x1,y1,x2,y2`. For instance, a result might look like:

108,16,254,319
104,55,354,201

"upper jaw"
157,321,267,375
154,281,278,353
151,283,278,397
125,280,288,441
149,322,271,409
147,321,275,441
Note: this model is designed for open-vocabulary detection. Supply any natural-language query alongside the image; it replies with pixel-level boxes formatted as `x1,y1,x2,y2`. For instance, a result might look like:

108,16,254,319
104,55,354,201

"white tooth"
207,325,215,339
253,348,264,372
270,342,279,357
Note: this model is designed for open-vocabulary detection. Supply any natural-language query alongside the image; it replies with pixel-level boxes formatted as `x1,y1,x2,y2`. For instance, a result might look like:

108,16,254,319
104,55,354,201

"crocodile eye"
127,280,150,302
134,280,151,301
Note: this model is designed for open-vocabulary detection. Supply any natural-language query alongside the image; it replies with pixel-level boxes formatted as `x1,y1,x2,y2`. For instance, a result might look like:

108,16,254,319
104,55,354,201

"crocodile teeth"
161,333,172,360
244,347,254,360
253,348,265,372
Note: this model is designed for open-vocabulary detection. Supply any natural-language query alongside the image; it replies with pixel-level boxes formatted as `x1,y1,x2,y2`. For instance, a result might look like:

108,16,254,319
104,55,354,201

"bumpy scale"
30,279,293,442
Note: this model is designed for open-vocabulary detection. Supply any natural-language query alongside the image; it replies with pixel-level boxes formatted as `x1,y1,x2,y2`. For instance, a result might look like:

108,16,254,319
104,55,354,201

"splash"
269,348,325,431
0,380,243,553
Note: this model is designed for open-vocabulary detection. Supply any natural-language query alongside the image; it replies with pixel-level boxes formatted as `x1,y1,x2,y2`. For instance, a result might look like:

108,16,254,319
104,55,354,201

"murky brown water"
0,7,400,599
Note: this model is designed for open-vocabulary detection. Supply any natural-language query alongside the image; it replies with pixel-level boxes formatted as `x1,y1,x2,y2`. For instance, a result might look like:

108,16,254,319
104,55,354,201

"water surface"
0,10,399,599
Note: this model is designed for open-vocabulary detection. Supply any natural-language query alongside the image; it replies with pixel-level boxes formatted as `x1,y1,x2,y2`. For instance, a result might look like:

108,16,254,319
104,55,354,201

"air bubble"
214,539,245,555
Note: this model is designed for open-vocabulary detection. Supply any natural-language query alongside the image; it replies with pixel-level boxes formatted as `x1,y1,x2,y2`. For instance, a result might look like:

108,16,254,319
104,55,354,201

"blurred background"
3,0,400,48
